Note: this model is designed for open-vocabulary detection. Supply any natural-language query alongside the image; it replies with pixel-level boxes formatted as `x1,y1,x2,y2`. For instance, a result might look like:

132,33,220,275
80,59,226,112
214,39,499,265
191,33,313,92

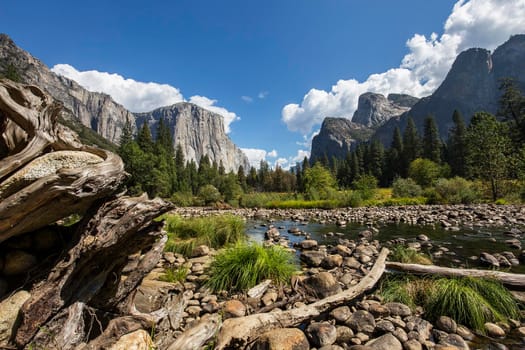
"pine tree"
447,110,467,177
466,112,510,200
422,115,442,163
385,127,404,183
402,117,420,176
137,122,154,153
368,139,384,181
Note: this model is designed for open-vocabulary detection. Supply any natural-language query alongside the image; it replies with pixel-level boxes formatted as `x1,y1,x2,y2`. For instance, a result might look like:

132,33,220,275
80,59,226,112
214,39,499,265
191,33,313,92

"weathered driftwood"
0,79,126,242
168,314,222,350
15,195,173,347
214,247,389,350
386,261,525,289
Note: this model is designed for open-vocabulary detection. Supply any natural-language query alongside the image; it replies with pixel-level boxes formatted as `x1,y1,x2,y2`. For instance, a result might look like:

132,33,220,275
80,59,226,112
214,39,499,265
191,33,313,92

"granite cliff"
374,34,525,145
352,92,418,128
0,34,249,171
135,103,250,172
310,118,373,161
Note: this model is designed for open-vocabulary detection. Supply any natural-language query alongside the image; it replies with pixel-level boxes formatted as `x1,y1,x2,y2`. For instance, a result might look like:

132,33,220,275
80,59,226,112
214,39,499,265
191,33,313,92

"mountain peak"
352,92,417,128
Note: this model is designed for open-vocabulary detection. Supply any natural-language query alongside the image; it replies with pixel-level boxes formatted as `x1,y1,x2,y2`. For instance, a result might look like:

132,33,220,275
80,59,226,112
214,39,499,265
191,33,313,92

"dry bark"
214,247,389,350
0,79,126,242
167,314,222,350
386,261,525,289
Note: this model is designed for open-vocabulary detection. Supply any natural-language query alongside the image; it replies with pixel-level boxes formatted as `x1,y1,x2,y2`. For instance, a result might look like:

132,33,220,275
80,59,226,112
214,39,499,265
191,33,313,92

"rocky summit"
374,34,525,146
310,117,373,162
0,34,249,172
352,92,418,128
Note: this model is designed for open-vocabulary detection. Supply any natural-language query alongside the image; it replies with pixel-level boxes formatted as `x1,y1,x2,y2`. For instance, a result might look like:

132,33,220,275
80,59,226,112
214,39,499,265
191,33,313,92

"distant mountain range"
311,34,525,162
0,34,250,172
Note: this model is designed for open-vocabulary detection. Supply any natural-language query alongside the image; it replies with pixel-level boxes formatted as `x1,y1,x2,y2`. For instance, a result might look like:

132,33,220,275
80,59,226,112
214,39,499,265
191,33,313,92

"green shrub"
239,192,296,208
205,241,298,292
389,245,432,265
198,185,222,205
433,177,480,204
162,214,246,256
408,158,442,187
170,191,196,207
392,178,422,198
379,276,519,332
352,175,378,200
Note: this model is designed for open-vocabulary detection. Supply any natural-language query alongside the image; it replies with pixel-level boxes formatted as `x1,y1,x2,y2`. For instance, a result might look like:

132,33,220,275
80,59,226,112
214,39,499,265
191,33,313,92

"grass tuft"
161,214,246,256
205,241,298,292
379,275,520,332
389,245,432,265
159,265,189,283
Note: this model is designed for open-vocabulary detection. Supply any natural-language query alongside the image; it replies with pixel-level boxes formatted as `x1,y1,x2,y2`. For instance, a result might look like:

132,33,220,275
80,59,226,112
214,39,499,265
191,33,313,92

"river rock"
306,322,337,347
384,302,411,317
265,227,281,240
299,239,319,250
0,290,31,346
2,250,37,275
336,325,354,344
368,303,389,317
301,251,327,267
480,252,500,267
306,272,342,298
484,322,506,337
333,244,353,257
456,325,474,340
253,327,309,350
436,316,457,333
343,256,361,269
223,300,246,318
108,329,153,350
321,254,343,269
375,320,395,333
365,333,402,350
191,244,210,257
437,333,469,350
346,310,376,334
261,290,278,306
403,339,422,350
330,306,352,323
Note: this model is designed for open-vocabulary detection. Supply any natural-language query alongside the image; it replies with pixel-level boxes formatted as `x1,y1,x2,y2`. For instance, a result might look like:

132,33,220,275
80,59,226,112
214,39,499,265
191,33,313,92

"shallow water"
246,220,525,273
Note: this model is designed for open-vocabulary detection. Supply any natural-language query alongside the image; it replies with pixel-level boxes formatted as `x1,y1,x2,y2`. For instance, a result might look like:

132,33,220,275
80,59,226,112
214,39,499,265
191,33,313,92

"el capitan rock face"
135,103,250,172
374,34,525,145
352,92,417,128
310,117,373,162
0,34,249,172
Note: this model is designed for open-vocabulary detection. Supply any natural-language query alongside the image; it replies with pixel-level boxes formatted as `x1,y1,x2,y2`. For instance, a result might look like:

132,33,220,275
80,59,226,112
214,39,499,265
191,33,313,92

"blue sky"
2,0,525,168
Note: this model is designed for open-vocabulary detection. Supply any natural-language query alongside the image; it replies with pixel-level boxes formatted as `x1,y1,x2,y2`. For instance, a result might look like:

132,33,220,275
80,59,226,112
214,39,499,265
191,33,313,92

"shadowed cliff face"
135,103,250,173
373,34,525,146
311,118,373,161
0,34,250,172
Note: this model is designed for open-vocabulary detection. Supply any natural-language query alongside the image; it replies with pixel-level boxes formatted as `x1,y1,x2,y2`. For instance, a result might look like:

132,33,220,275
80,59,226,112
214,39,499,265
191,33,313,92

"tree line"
119,79,525,203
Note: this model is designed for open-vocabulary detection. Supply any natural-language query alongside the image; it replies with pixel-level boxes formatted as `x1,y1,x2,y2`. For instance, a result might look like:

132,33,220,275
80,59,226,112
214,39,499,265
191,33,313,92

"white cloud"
240,148,269,168
292,149,310,164
52,64,184,112
275,158,288,168
267,149,278,158
258,91,269,99
241,95,253,103
52,64,240,133
281,0,525,135
188,95,240,133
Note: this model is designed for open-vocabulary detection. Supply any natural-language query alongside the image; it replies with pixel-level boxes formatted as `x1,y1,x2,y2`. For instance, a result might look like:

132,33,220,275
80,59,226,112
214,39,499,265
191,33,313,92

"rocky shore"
174,204,525,229
2,204,524,349
128,205,525,349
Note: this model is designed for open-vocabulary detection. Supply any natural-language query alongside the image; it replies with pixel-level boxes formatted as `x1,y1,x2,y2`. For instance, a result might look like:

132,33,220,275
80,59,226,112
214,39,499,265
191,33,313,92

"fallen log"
15,195,173,347
386,261,525,289
214,247,389,350
168,314,221,350
0,79,126,242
